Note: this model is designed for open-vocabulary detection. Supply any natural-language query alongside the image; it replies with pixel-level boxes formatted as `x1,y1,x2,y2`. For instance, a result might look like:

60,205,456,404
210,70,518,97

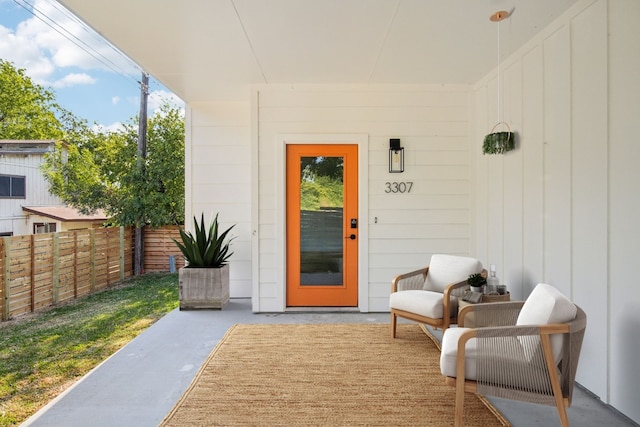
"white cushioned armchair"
389,254,483,338
440,283,587,427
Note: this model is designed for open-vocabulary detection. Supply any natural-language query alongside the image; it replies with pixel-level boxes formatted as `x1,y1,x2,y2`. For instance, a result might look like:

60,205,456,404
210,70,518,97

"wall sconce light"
389,138,404,173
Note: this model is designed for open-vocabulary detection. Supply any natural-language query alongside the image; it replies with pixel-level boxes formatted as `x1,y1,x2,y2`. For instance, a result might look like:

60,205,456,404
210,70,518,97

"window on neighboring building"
0,175,26,198
0,232,13,237
34,223,56,234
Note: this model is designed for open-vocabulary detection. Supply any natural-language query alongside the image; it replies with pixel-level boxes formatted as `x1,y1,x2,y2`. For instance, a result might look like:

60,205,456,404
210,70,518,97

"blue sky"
0,0,183,131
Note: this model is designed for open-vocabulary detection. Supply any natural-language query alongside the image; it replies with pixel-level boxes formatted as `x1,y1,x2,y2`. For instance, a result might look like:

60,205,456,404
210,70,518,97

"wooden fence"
0,225,187,321
0,227,133,320
143,226,185,273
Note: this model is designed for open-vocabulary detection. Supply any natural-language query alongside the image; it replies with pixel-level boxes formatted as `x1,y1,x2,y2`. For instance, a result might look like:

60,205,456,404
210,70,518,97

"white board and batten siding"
472,0,640,421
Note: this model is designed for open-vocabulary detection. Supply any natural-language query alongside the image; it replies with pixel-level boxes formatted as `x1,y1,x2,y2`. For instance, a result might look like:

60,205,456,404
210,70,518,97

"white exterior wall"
252,86,473,312
608,0,640,422
185,102,253,297
186,87,475,310
0,153,63,236
472,0,640,422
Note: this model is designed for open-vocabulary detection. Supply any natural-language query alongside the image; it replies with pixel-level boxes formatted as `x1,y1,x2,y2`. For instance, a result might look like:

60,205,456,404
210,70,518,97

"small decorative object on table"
467,273,486,294
462,290,483,303
486,264,499,293
480,291,510,303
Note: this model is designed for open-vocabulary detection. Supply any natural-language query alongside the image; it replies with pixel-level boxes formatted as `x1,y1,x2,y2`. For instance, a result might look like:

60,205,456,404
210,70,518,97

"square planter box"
179,265,229,310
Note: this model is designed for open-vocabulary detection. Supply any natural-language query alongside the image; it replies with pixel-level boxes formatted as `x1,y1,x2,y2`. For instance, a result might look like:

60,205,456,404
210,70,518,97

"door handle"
345,234,356,240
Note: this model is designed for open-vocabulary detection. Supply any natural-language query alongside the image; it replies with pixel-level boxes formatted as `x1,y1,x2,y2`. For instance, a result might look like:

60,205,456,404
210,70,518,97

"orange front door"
286,144,358,307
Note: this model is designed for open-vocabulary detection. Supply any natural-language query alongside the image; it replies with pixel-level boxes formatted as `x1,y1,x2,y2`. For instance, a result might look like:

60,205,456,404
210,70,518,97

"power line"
9,0,183,113
11,0,141,82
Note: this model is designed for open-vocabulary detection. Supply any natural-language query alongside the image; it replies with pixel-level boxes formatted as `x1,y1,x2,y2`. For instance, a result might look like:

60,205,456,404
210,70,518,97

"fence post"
2,237,10,321
120,226,125,281
73,232,78,299
90,229,96,292
30,234,35,312
53,233,59,304
106,228,110,284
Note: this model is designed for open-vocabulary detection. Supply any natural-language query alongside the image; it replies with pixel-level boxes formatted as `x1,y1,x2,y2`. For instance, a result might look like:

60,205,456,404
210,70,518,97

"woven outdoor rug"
159,323,510,426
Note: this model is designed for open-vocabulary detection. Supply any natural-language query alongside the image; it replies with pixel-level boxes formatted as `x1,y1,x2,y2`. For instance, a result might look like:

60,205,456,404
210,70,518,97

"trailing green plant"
467,273,487,288
482,131,515,154
174,213,235,267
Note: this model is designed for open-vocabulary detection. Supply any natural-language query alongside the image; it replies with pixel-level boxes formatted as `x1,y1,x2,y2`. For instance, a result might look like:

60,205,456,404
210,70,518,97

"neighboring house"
21,206,107,234
0,140,106,236
54,1,640,423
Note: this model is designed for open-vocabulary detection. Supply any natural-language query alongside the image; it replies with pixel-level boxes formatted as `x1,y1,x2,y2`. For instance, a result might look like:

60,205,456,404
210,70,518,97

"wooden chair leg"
455,377,465,427
541,334,570,427
556,403,569,427
390,312,397,338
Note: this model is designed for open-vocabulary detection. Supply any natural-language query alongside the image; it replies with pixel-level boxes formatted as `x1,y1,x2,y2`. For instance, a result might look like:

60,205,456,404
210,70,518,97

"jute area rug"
159,323,510,427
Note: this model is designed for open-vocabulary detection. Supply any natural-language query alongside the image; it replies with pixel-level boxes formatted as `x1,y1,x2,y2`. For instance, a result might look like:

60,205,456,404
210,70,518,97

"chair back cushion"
516,283,577,362
423,254,483,293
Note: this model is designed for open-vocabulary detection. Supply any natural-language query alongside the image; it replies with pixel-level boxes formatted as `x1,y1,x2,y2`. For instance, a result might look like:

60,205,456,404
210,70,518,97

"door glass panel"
299,156,344,286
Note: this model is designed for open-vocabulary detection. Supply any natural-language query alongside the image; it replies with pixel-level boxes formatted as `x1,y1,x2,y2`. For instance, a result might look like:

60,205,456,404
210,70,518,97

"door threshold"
285,307,360,313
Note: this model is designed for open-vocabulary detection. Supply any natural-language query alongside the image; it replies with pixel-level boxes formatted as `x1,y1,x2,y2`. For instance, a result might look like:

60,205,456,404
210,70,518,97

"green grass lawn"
0,273,179,427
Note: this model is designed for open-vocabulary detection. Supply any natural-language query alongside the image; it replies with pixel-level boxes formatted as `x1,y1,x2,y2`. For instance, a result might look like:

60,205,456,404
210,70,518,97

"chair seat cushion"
389,290,457,319
440,327,478,379
440,327,550,391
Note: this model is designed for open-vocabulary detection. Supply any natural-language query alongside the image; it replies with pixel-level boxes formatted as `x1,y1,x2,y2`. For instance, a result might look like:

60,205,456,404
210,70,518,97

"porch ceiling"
58,0,579,102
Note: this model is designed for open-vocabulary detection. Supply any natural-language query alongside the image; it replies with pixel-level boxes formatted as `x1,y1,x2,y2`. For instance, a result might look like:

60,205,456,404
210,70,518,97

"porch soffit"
57,0,580,103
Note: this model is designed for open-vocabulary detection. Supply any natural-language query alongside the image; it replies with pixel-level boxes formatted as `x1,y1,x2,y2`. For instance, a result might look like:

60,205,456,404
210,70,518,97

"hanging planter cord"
483,10,515,155
490,121,511,136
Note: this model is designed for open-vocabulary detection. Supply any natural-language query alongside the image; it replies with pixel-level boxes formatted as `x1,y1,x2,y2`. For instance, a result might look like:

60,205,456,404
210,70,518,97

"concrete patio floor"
21,298,636,427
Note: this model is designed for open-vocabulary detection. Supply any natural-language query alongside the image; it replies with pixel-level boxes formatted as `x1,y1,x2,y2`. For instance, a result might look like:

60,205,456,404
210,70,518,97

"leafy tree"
300,157,344,211
42,103,185,227
301,156,343,181
0,59,66,139
1,58,185,227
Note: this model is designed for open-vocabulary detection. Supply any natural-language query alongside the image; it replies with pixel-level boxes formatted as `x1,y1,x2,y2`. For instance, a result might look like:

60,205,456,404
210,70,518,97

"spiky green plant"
173,213,235,267
467,273,486,287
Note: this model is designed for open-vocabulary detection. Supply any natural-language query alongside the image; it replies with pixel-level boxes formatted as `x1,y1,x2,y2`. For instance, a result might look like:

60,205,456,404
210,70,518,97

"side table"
458,292,510,328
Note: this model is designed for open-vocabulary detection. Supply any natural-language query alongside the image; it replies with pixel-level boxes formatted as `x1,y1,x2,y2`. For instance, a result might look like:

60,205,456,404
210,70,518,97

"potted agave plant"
174,213,235,310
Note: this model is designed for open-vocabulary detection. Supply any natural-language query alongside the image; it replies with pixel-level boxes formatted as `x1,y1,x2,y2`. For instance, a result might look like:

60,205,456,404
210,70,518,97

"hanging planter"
483,122,515,155
483,11,517,156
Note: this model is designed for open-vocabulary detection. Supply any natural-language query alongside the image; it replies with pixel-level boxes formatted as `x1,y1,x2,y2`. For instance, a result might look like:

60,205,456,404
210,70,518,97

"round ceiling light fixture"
490,10,510,22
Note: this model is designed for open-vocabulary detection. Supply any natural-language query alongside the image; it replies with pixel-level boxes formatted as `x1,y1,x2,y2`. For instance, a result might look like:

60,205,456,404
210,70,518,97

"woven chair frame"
449,303,587,427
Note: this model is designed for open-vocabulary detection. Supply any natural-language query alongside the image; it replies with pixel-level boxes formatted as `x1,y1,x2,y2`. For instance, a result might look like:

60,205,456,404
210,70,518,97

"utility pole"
134,72,149,275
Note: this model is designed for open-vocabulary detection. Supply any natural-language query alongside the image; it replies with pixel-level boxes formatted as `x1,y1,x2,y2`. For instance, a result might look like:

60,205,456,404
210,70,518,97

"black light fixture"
389,138,404,173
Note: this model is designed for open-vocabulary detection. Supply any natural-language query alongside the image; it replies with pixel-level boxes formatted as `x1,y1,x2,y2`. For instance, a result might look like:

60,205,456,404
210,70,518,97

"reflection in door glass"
299,156,344,286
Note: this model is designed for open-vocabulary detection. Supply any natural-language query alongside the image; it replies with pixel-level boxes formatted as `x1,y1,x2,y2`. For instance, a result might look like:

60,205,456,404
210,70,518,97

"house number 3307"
384,181,413,193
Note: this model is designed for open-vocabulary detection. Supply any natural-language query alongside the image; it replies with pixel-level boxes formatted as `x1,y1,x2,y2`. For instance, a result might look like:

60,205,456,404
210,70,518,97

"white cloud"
1,0,139,86
92,122,126,134
112,96,121,105
51,72,96,88
0,22,55,82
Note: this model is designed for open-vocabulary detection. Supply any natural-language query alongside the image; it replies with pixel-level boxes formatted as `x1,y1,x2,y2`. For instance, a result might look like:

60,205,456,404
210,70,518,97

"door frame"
276,134,369,312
